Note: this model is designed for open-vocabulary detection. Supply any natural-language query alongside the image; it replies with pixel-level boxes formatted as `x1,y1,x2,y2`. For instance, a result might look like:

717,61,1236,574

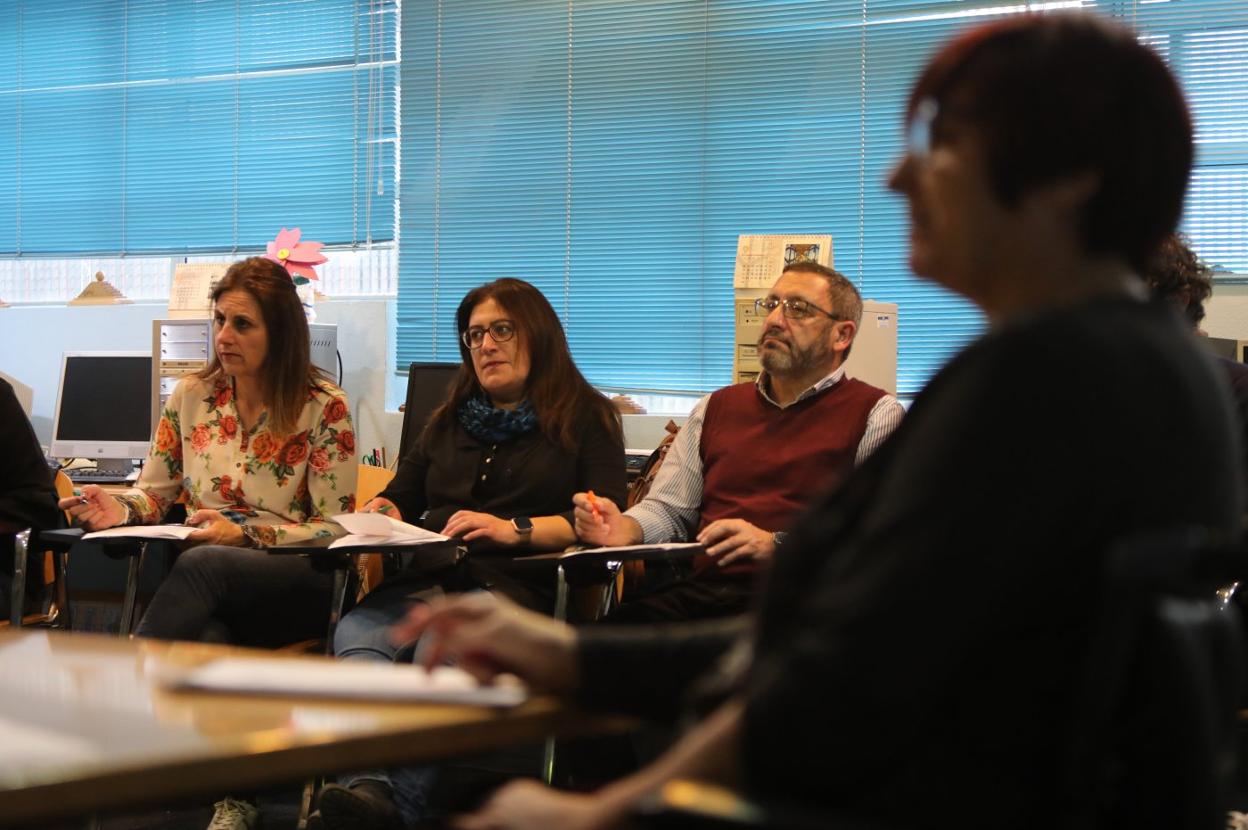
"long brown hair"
197,256,330,437
429,278,620,450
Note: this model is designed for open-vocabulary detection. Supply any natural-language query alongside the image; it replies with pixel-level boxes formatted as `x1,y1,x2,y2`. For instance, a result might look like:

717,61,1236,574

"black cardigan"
380,410,627,548
0,379,59,534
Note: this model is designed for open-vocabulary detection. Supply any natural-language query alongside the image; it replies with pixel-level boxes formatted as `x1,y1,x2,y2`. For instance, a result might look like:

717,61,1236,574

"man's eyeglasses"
462,320,517,350
755,295,840,322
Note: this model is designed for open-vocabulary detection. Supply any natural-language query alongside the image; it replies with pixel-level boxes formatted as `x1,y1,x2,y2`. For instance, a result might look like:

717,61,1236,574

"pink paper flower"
264,227,328,281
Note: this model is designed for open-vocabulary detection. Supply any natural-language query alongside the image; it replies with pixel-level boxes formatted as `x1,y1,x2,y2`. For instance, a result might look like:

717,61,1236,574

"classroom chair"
354,463,398,600
6,469,75,629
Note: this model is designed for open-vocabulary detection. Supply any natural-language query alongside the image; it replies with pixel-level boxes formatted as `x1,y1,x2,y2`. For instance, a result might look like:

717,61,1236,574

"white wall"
0,299,403,458
1205,286,1248,340
0,296,686,465
315,300,404,458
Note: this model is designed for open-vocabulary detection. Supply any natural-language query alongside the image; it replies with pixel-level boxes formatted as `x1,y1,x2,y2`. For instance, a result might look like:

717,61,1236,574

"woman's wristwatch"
240,525,266,549
511,516,534,539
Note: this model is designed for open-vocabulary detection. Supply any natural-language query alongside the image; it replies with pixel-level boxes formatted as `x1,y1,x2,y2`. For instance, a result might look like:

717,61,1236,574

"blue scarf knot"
456,395,539,444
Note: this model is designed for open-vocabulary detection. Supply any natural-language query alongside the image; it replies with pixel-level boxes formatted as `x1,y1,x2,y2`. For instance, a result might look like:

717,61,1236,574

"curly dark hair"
1141,233,1213,328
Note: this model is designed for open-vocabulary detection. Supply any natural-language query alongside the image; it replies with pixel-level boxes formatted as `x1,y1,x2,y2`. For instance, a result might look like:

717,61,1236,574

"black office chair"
5,529,48,628
632,527,1247,830
1062,527,1245,829
5,469,74,630
398,362,461,462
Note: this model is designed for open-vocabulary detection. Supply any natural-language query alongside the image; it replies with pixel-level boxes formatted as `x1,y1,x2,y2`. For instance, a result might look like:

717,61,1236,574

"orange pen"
586,490,602,522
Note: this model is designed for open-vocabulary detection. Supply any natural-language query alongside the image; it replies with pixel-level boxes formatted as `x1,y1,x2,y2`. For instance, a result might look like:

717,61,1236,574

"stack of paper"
82,525,198,541
330,513,450,549
170,657,526,707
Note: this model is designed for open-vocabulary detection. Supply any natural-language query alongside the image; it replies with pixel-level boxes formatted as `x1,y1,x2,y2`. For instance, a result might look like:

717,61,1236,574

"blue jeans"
333,580,447,824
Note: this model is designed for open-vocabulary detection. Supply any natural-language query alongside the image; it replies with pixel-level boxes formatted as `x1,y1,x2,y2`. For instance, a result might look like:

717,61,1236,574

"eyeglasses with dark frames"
462,320,517,350
755,295,841,322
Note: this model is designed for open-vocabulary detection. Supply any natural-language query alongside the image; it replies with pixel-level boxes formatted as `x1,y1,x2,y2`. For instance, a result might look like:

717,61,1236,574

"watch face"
512,516,534,534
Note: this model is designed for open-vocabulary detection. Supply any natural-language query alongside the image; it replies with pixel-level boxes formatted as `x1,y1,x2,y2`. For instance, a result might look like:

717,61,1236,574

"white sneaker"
208,796,258,830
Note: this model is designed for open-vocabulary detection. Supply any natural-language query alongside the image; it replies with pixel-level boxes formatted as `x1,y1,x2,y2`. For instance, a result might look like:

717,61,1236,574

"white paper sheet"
562,542,703,557
329,513,449,548
82,524,197,541
171,658,526,707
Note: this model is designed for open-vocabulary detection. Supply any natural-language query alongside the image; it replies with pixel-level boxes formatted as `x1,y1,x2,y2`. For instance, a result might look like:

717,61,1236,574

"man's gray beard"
760,338,831,379
760,348,793,374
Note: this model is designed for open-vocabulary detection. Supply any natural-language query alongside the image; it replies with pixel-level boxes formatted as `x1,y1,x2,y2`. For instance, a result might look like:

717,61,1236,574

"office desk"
0,630,627,826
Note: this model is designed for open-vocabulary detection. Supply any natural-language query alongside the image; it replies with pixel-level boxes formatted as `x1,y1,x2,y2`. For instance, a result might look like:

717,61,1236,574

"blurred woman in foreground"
392,13,1239,830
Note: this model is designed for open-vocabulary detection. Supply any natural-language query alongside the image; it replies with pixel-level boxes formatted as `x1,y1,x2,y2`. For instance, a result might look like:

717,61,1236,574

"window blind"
0,0,397,259
1130,2,1248,276
399,0,1246,395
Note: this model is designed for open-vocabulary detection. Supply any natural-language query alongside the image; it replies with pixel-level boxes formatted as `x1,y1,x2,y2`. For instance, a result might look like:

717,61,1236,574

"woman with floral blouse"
60,256,357,646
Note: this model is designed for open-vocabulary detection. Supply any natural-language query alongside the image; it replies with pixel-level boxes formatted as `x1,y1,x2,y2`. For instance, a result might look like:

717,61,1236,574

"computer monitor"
398,362,461,461
51,351,154,476
309,322,339,381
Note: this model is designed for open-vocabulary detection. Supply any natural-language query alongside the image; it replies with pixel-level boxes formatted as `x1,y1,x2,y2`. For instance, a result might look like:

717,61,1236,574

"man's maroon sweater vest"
694,377,886,575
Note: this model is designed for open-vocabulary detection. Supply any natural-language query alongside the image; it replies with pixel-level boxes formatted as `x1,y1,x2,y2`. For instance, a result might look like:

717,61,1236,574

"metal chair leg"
542,735,558,786
542,559,626,786
297,776,318,829
10,530,29,627
119,543,148,637
553,564,569,622
541,564,572,786
324,564,351,656
599,560,622,619
55,551,73,631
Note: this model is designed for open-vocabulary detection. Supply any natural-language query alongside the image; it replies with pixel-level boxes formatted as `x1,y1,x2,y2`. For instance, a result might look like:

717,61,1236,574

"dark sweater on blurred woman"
1,379,60,615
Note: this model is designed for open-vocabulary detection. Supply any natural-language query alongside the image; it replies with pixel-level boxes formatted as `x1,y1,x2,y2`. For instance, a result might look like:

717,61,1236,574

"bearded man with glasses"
572,260,903,623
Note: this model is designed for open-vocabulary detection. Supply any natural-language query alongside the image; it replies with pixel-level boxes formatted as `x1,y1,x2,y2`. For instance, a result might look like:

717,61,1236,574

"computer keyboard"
65,470,135,485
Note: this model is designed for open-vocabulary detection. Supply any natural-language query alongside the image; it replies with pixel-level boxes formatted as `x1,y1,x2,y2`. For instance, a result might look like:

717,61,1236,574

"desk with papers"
0,630,630,826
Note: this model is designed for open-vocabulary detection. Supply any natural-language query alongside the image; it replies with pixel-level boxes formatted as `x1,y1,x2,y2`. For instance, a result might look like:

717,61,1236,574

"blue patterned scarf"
457,395,539,444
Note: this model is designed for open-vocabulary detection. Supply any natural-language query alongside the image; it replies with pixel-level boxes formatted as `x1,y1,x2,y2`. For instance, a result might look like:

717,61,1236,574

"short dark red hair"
907,13,1193,271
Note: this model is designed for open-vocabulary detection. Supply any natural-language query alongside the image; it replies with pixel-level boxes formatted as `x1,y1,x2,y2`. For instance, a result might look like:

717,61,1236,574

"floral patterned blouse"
114,375,358,547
